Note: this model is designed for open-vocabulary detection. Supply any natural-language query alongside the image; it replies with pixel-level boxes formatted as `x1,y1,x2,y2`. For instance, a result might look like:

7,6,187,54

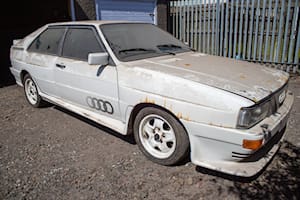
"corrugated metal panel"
170,0,300,73
96,0,156,24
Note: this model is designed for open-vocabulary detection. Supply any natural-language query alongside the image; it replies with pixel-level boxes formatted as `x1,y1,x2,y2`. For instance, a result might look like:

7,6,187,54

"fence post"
258,0,267,61
238,0,244,58
253,0,261,61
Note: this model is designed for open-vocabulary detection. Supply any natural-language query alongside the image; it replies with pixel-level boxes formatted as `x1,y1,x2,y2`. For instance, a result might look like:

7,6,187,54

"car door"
54,26,120,120
26,27,66,96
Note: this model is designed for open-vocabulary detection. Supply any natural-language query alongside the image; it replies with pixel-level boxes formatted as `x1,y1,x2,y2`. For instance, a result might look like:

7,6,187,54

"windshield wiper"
162,51,176,55
157,44,184,55
157,44,183,49
118,48,156,54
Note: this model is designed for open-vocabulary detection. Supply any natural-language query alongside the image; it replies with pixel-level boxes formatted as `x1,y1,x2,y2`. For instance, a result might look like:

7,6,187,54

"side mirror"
88,52,109,65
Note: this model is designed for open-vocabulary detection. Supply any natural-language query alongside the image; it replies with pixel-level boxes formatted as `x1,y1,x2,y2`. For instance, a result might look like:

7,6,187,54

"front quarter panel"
117,64,254,129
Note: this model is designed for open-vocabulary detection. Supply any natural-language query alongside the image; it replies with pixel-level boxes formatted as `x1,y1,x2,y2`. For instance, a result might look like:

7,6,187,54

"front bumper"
182,91,294,177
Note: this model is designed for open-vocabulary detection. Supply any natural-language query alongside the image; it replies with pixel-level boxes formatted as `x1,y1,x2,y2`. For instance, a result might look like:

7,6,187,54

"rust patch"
279,75,288,82
83,112,91,118
184,63,191,67
239,74,246,79
176,112,190,121
209,122,232,129
168,104,173,112
144,97,155,104
176,112,183,118
252,97,258,102
182,116,190,121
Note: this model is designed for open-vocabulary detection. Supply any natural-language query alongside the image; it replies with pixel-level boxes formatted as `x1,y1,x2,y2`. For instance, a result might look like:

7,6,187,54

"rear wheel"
133,107,190,165
23,74,46,108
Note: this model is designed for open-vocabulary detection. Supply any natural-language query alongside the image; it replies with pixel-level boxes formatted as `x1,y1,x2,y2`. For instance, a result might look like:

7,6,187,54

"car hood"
126,52,289,102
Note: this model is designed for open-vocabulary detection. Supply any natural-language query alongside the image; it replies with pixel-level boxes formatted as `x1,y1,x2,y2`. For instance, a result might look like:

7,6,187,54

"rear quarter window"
28,28,65,55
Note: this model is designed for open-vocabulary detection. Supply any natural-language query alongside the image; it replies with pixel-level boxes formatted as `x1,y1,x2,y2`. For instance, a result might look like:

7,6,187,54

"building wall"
73,0,169,30
1,0,70,87
157,0,169,31
74,0,96,20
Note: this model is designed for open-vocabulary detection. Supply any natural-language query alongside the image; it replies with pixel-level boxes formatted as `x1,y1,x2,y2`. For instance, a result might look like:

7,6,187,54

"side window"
62,28,104,61
28,28,65,55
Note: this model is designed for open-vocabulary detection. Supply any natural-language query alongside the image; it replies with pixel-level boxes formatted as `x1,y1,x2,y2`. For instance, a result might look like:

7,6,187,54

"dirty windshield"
100,23,191,62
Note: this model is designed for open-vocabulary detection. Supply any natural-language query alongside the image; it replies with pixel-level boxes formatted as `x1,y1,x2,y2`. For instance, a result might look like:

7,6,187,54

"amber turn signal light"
242,139,263,150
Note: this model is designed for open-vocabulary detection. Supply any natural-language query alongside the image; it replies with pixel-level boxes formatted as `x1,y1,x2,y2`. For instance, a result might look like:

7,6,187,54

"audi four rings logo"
86,97,114,114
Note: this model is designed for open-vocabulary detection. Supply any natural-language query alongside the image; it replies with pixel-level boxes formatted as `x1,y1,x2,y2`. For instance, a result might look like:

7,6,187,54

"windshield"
100,23,191,62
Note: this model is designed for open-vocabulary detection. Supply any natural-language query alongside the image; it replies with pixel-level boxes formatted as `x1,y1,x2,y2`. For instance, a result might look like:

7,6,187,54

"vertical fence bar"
253,0,261,61
258,0,266,61
220,0,225,56
171,1,174,35
238,0,244,58
288,0,299,64
199,0,203,52
187,0,190,44
247,0,255,59
179,0,182,41
176,1,179,39
275,0,285,63
263,0,272,62
212,1,215,54
174,1,177,38
281,0,292,64
229,1,234,58
183,0,186,42
191,1,194,48
224,0,229,56
294,24,300,72
215,0,220,55
203,0,206,52
269,0,279,62
242,0,250,59
233,0,239,58
194,0,198,50
207,0,211,54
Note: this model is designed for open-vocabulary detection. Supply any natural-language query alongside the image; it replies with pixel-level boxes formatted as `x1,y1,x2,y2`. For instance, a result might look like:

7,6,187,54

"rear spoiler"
13,39,22,45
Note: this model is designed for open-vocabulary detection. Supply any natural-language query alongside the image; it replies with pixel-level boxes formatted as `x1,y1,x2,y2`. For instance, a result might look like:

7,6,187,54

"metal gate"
169,0,300,73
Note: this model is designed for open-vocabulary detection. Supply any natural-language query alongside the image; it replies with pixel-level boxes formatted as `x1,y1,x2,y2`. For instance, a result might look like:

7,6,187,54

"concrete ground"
0,76,299,200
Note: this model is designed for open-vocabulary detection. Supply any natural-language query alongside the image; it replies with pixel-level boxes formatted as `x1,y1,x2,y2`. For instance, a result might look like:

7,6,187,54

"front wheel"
133,107,190,165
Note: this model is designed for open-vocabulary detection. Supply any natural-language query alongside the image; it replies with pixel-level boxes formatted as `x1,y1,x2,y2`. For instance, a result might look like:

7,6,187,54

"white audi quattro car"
10,21,294,177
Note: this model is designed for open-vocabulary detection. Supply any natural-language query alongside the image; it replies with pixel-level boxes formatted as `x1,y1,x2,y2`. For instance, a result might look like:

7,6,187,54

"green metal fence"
169,0,300,73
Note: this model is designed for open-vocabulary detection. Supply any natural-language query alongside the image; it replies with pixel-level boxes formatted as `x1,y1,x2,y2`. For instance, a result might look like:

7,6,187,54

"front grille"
265,83,288,116
273,84,288,109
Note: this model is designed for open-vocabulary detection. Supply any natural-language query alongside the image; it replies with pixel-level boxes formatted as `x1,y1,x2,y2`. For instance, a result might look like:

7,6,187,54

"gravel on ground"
1,77,299,200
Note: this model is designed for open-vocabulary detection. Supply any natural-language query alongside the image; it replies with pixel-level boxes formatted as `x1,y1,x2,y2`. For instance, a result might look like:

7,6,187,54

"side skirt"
40,92,126,135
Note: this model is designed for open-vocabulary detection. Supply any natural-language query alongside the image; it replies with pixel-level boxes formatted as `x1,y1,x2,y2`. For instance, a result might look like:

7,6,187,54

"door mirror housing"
88,52,109,65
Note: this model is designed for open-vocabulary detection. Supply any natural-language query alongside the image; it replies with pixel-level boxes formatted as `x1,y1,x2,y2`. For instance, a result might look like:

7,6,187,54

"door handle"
56,63,66,69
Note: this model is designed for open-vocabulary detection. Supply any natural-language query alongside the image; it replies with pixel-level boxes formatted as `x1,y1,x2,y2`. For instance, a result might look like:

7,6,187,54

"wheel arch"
20,70,30,85
126,103,188,136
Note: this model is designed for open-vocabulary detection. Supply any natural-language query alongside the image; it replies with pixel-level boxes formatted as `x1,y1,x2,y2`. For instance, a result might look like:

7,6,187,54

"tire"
23,74,46,108
133,107,190,166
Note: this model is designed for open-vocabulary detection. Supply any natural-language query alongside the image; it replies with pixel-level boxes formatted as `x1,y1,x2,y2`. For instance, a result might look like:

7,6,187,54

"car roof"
47,20,149,27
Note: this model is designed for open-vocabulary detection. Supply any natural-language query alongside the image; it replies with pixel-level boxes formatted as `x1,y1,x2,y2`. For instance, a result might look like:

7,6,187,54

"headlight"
237,101,271,129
